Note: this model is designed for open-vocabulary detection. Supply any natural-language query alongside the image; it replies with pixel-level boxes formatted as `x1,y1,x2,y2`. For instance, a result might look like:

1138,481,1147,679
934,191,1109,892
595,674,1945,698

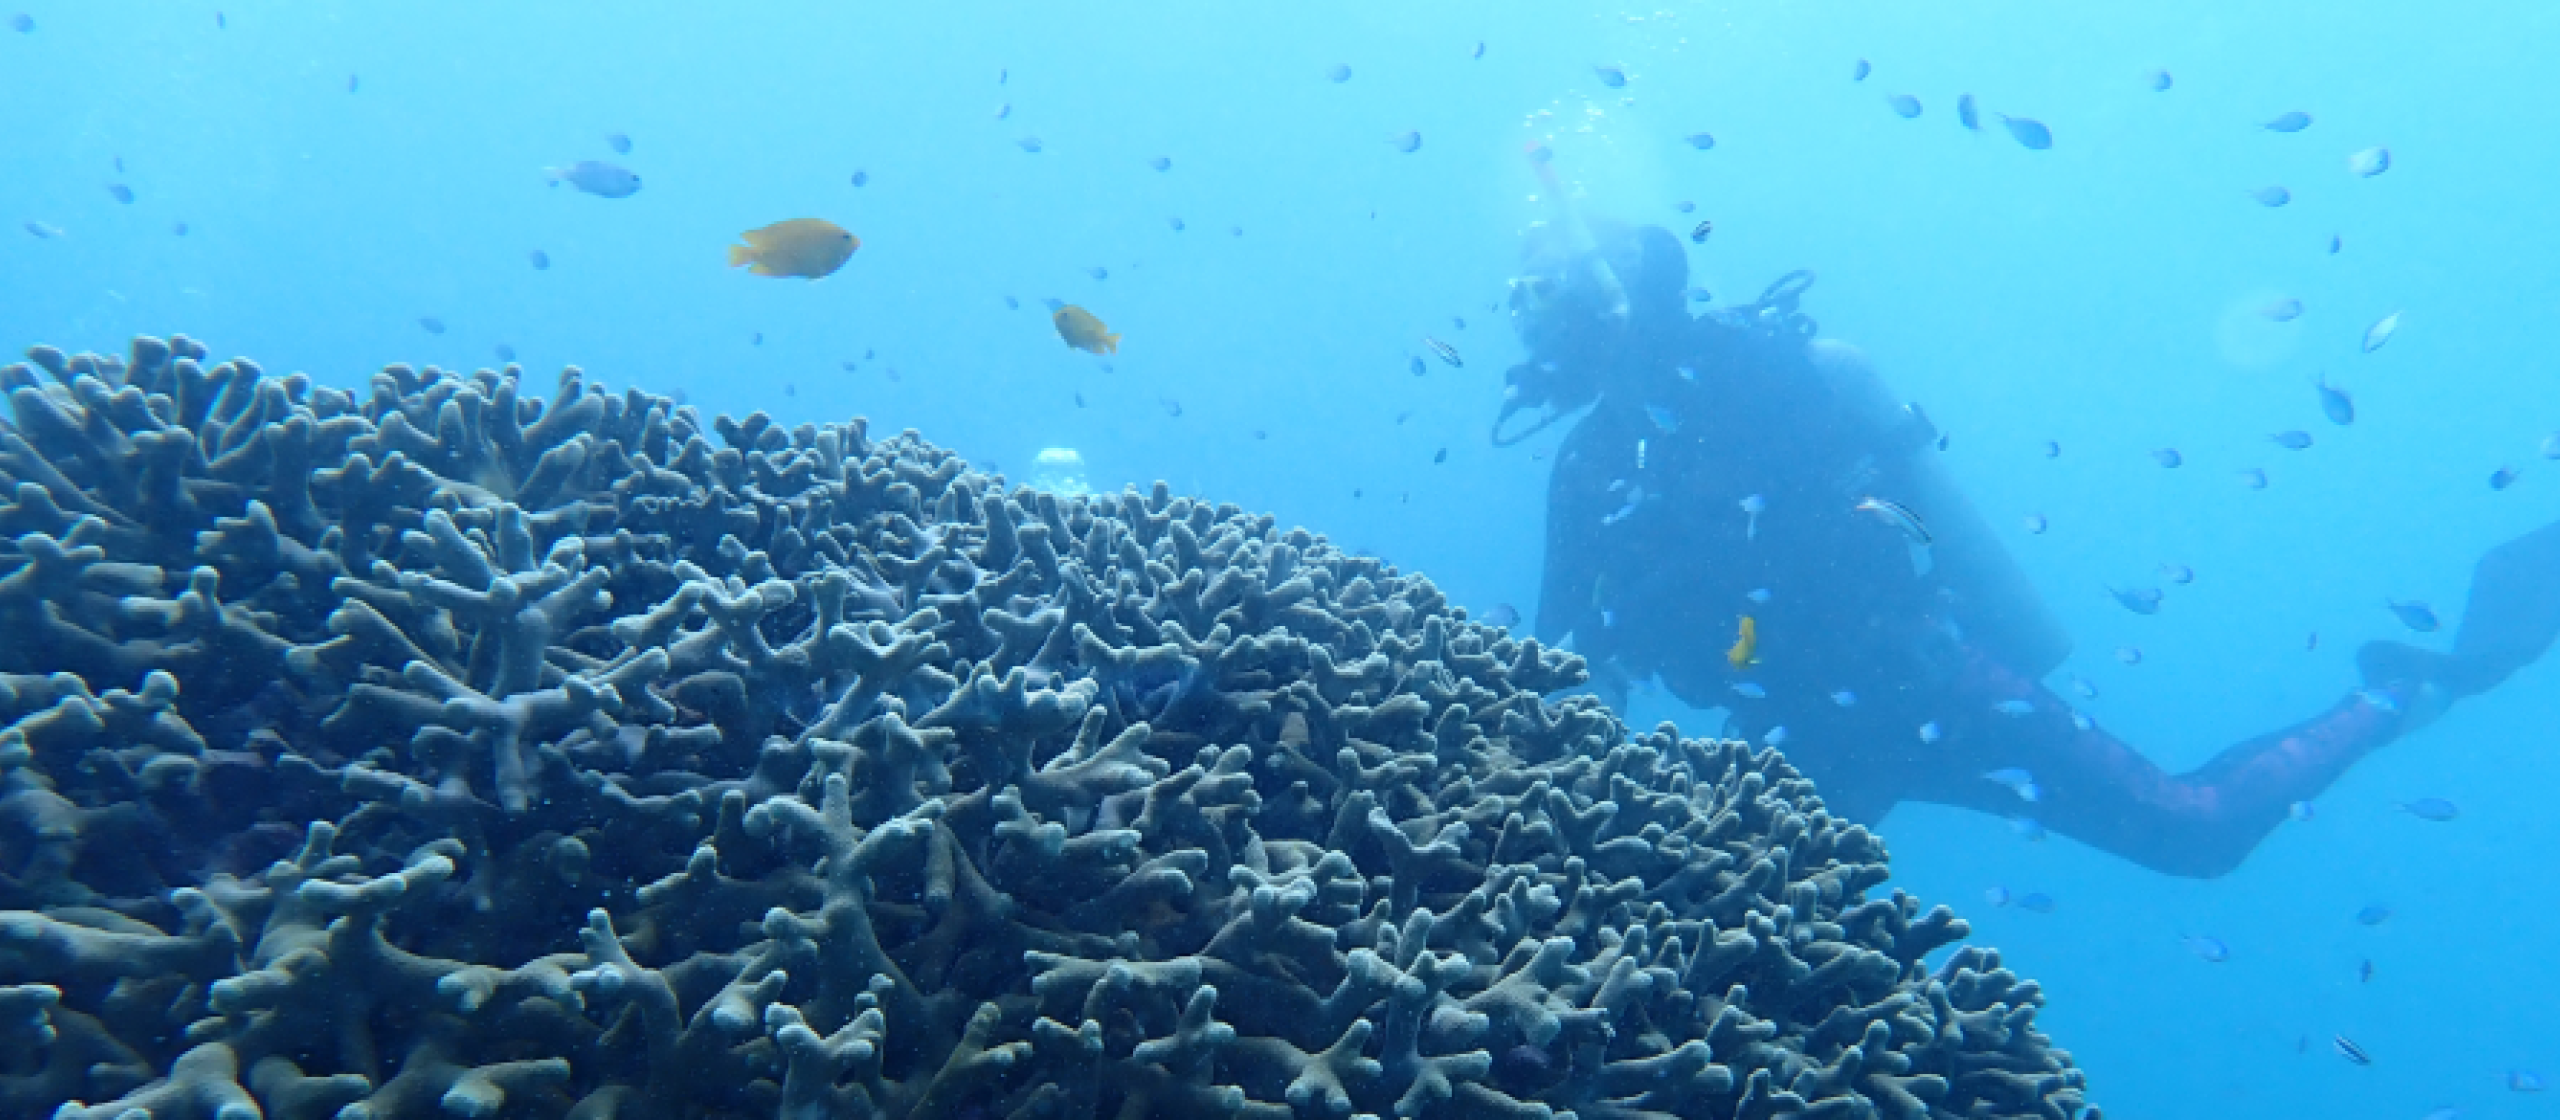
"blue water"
5,3,2556,1117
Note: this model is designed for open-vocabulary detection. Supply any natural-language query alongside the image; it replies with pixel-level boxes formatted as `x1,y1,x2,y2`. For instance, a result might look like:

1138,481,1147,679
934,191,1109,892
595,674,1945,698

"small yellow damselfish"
1728,615,1759,670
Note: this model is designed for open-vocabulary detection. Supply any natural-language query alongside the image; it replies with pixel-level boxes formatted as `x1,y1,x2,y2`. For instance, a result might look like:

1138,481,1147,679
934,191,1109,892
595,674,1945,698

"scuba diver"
1495,214,2560,878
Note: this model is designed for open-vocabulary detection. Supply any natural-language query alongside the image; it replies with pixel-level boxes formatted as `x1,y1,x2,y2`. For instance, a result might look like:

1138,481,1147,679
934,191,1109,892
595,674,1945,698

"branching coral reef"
0,336,2096,1119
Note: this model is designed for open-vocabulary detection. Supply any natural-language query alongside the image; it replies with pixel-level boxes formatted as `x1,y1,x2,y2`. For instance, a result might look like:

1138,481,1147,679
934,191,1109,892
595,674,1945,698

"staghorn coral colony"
0,335,2096,1120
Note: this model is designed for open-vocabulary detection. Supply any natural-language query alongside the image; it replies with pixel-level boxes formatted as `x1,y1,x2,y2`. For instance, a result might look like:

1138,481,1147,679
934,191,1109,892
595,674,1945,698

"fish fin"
727,244,753,268
1104,333,1121,354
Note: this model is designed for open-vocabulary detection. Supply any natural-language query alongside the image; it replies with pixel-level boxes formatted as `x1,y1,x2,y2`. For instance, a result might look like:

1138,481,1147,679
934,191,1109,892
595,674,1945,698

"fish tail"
727,244,754,268
1104,333,1121,354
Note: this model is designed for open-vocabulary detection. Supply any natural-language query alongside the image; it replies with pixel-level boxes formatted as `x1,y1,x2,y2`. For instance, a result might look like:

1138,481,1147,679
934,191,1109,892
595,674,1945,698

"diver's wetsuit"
1516,230,2560,878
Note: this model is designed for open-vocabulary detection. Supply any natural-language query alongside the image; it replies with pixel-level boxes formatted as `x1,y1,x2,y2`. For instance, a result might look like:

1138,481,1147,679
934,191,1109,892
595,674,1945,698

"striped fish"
1424,336,1463,368
1853,497,1932,545
2333,1034,2372,1066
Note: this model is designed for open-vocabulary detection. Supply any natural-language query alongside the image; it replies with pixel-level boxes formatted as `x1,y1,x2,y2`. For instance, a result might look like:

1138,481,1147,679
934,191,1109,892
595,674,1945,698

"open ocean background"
5,3,2556,1116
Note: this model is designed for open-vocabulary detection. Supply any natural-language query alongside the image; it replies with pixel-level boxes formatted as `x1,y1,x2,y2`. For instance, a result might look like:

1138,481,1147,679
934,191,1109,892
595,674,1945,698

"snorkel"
1494,144,1634,446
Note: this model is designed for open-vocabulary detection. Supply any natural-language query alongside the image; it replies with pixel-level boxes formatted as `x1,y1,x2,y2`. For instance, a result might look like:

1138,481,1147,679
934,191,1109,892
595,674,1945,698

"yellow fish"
1052,304,1120,355
727,218,858,280
1727,615,1759,670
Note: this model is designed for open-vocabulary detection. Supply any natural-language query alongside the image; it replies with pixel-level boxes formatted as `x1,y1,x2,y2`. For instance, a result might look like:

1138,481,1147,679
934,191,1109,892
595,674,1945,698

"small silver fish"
2510,1070,2547,1092
1424,337,1461,367
2352,904,2392,925
2363,311,2402,352
2397,797,2458,821
23,220,62,239
1731,682,1766,699
1159,396,1183,418
2238,467,2269,490
1830,690,1857,707
1167,216,1185,231
850,169,869,188
2000,115,2053,149
2116,645,2144,665
2042,440,2061,458
1853,58,1871,81
2386,599,2440,632
2146,68,2172,91
1745,588,1771,603
1087,266,1109,280
1689,219,1713,244
2289,800,2315,822
1482,603,1521,629
2490,465,2521,491
2159,563,2194,584
2316,375,2354,424
1434,447,1448,465
1763,726,1789,746
2269,430,2313,450
494,343,517,362
1991,700,2036,717
2010,817,2047,841
1409,356,1426,377
2069,676,2098,699
2332,1034,2371,1065
2022,514,2048,535
2250,185,2292,207
1646,405,1679,432
1686,286,1713,303
1886,93,1922,119
2016,892,2056,914
2262,111,2314,132
1593,64,1629,88
1017,136,1044,153
2070,712,2094,731
995,102,1011,120
529,249,551,270
2182,935,2231,962
2262,297,2304,321
1917,721,1942,744
105,183,134,204
1853,497,1931,545
1684,132,1716,150
1472,42,1485,60
1984,886,2011,907
606,132,631,154
1984,767,2041,801
1391,130,1423,153
1957,94,1980,131
547,160,642,198
2153,448,2184,467
1673,200,1696,213
2347,146,2390,177
1326,63,1352,83
1148,156,1172,172
2108,586,2163,615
